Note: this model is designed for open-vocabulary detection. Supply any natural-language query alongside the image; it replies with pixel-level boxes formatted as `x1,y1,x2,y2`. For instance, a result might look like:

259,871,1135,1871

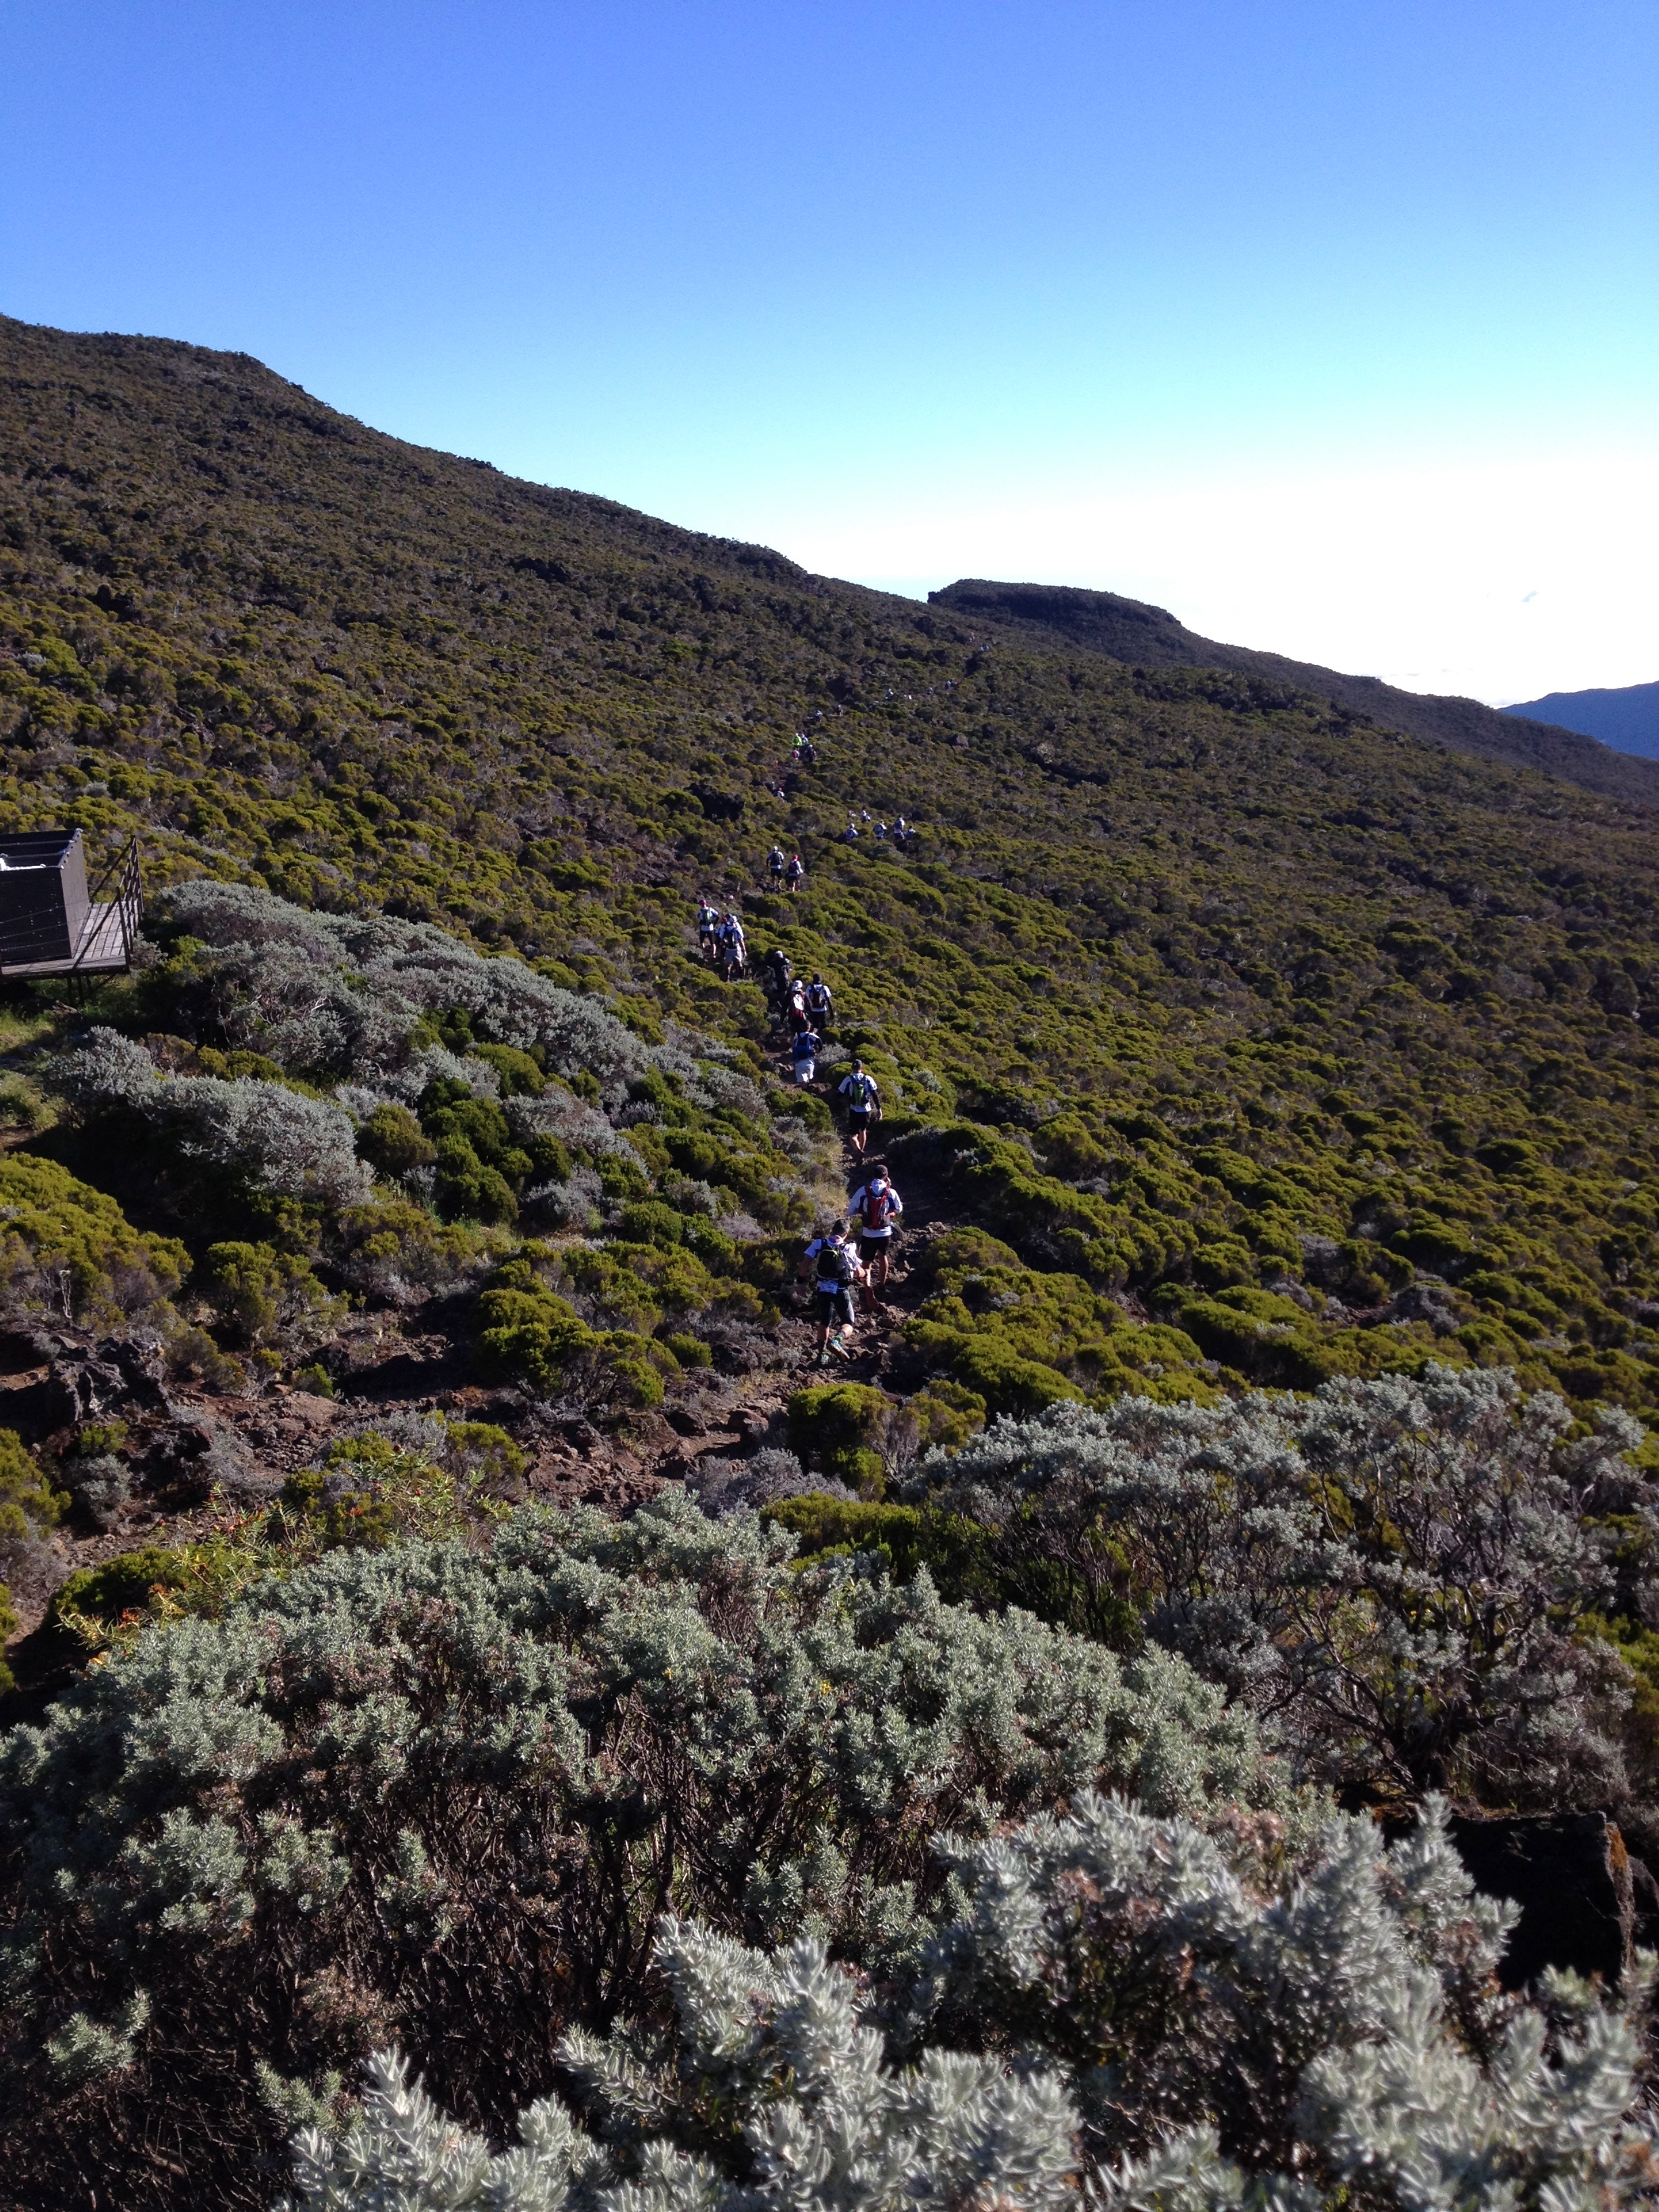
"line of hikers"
761,730,819,799
844,809,918,851
756,949,880,1146
765,845,806,891
799,1166,902,1362
695,899,750,981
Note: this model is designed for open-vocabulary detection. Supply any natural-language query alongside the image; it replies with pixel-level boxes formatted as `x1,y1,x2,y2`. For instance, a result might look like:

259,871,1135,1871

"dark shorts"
816,1284,857,1324
859,1232,896,1262
846,1106,872,1126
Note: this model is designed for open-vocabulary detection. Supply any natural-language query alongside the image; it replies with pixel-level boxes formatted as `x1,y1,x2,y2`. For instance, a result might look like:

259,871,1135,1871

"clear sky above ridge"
1,0,1654,705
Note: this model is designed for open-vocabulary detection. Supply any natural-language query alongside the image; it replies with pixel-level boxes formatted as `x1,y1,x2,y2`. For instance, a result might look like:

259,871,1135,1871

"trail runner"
719,912,747,981
762,946,792,1004
838,1059,880,1155
849,1169,903,1307
791,1025,821,1084
800,1223,863,1363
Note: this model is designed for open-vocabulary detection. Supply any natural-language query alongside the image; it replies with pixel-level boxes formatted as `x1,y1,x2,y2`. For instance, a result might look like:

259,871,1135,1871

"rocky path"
0,1086,960,1700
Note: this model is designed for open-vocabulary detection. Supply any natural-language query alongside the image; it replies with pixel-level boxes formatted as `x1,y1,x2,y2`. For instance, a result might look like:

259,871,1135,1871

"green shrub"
617,1198,683,1247
469,1042,545,1097
786,1382,895,1492
196,1240,343,1351
949,1335,1082,1417
907,1379,989,1450
48,1534,272,1649
0,1154,186,1323
661,1329,712,1368
432,1136,518,1225
0,1428,62,1549
279,1432,485,1551
50,1544,197,1632
761,1492,1003,1605
474,1277,598,1397
354,1102,436,1181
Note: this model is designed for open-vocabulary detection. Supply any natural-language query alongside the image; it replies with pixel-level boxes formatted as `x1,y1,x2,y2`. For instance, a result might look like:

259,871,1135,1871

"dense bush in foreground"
283,1798,1658,2211
910,1364,1659,1805
0,1491,1287,2211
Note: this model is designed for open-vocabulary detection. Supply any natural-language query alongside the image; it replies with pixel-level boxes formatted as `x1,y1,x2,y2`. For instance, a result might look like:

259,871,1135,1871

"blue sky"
1,1,1654,702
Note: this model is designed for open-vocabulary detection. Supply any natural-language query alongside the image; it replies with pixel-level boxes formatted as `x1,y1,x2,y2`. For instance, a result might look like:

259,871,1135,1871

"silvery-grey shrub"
160,881,653,1094
0,1489,1285,2211
55,1027,370,1206
916,1365,1652,1803
281,1800,1658,2212
282,1919,1080,2212
691,1447,840,1519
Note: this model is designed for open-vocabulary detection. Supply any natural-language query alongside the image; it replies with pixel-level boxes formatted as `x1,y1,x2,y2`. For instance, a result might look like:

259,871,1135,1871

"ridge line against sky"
1,0,1654,705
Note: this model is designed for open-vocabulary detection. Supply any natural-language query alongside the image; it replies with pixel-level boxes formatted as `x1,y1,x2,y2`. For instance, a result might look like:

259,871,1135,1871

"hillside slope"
1,309,1658,1452
930,577,1659,803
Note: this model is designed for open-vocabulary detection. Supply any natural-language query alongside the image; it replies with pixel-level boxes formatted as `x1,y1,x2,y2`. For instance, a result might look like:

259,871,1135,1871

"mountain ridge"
1502,679,1659,762
929,577,1658,802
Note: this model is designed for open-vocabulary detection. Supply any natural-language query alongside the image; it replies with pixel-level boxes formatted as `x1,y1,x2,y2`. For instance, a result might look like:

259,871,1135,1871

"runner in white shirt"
848,1170,902,1306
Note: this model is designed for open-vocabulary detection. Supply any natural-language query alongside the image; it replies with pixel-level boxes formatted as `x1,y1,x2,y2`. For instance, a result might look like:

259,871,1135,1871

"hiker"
799,1222,863,1363
845,817,859,842
787,981,811,1035
697,899,720,962
838,1058,880,1154
762,945,792,1004
804,973,832,1027
719,912,747,981
768,844,786,885
874,819,888,842
791,1024,821,1084
785,851,804,893
849,1168,903,1307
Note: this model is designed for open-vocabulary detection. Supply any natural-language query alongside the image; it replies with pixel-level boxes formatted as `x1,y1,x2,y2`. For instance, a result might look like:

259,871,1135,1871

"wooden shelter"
0,830,142,980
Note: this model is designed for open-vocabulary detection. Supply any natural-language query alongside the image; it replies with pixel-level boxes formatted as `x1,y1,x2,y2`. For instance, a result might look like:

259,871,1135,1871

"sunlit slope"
3,311,1659,1415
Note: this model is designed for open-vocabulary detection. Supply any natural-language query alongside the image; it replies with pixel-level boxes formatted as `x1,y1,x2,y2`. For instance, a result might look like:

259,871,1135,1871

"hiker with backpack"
849,1168,902,1306
804,974,833,1027
785,851,804,894
696,899,720,962
762,946,792,1007
799,1221,864,1363
838,1059,880,1154
719,912,747,981
767,844,786,886
791,1023,821,1084
787,981,811,1035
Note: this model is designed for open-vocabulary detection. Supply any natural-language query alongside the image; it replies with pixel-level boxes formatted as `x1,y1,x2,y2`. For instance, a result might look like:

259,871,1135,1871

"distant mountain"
928,579,1659,806
1502,681,1659,762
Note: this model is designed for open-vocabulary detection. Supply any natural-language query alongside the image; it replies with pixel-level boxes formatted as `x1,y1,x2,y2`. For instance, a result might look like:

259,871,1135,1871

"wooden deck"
0,898,133,978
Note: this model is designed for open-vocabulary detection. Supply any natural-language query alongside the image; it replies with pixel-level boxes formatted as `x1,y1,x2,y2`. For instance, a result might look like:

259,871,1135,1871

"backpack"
813,1239,854,1286
860,1183,897,1230
846,1071,874,1109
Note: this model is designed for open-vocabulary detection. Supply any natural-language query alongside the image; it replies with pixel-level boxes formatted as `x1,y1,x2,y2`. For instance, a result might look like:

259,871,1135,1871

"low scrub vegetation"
2,321,1659,2206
